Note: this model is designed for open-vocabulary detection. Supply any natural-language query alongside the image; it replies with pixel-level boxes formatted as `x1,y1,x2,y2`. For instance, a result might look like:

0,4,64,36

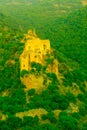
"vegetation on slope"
0,1,87,130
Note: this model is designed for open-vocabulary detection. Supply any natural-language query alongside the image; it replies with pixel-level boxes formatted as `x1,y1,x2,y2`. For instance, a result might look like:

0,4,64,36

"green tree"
28,89,35,96
58,111,77,130
20,70,29,77
6,116,22,129
42,112,57,123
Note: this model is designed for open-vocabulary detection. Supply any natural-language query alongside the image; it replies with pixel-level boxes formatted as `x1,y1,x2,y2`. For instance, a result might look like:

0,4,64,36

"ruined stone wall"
20,32,51,71
20,52,29,71
20,30,59,90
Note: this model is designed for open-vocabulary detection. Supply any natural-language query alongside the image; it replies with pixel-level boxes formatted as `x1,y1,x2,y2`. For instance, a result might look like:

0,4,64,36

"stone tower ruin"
20,30,51,71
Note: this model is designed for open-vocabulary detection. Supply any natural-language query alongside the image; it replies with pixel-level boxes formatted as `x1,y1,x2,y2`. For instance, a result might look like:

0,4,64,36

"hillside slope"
0,2,87,130
36,6,87,80
0,0,83,30
0,29,87,130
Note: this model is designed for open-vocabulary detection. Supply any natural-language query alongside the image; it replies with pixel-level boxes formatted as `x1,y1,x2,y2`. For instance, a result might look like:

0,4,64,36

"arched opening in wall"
23,65,25,67
38,51,41,54
43,44,46,50
35,55,37,58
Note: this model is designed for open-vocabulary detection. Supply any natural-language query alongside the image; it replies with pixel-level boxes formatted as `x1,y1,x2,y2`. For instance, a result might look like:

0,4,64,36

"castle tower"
20,30,51,71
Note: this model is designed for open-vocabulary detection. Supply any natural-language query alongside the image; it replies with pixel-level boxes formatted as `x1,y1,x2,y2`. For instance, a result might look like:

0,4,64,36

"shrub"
20,70,29,77
28,89,35,96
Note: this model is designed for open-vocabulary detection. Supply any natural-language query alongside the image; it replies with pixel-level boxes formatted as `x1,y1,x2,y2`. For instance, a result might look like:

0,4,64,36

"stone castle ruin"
20,30,58,73
20,30,58,90
20,30,51,71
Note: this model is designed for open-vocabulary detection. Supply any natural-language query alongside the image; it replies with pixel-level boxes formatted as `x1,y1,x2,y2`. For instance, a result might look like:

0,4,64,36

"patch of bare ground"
0,112,8,121
16,108,61,123
82,1,87,6
22,75,48,93
16,108,48,123
67,6,71,9
59,82,82,96
61,10,66,13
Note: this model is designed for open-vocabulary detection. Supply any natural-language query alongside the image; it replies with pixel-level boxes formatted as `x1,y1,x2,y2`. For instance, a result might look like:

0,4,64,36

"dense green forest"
0,0,87,130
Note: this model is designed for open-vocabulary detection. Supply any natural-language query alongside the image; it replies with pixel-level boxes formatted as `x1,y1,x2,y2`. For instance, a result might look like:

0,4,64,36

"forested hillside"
0,0,83,30
0,0,87,130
